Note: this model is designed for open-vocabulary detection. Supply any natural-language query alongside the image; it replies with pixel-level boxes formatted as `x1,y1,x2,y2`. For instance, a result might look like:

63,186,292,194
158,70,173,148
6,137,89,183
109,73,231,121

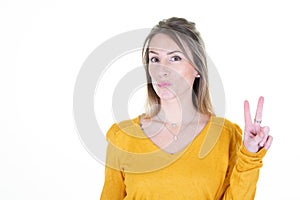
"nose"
158,65,170,78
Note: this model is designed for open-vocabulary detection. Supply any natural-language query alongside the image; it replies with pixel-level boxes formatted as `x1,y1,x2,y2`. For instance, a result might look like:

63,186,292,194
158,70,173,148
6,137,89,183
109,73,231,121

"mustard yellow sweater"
100,116,267,200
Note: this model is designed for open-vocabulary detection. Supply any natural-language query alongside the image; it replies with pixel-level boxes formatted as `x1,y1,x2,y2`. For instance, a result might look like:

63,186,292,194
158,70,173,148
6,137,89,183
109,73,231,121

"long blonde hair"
142,17,214,117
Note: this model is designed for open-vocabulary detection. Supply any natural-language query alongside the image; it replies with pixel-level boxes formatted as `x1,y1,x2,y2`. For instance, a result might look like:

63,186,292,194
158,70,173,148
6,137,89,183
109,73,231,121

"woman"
100,17,273,200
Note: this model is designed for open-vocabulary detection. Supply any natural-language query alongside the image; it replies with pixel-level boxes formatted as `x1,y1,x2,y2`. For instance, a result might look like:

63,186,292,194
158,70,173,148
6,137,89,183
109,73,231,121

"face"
148,33,199,101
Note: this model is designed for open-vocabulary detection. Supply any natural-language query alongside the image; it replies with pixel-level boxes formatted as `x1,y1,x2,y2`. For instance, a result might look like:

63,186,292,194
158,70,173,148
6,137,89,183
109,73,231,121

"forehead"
148,33,181,52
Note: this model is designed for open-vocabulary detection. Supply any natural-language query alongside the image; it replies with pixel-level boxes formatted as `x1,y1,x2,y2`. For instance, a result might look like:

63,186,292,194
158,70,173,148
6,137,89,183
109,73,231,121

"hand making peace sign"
243,96,273,153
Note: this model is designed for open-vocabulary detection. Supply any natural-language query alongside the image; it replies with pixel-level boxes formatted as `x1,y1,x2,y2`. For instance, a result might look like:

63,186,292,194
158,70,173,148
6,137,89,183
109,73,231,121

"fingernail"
260,142,264,147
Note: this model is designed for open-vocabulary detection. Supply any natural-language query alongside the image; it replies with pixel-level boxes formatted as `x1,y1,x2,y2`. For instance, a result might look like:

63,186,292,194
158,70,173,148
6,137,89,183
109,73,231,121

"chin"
158,93,177,101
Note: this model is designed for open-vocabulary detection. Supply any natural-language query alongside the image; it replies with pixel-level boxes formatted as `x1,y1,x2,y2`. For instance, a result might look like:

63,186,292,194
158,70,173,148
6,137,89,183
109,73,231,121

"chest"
142,121,207,154
123,145,230,199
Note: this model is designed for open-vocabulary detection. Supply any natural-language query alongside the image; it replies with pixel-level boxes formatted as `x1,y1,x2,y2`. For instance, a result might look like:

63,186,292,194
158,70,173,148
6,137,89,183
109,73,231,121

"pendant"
174,135,178,141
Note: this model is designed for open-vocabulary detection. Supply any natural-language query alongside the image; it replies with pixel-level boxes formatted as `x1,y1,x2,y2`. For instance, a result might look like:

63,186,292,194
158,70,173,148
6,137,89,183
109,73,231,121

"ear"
194,69,200,78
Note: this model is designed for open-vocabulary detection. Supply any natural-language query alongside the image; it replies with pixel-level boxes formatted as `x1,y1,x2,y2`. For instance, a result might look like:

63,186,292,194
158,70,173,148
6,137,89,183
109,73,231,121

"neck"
158,93,198,123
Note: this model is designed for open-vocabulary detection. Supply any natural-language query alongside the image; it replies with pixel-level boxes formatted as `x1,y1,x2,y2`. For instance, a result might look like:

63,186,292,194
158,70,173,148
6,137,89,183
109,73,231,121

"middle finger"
254,96,264,132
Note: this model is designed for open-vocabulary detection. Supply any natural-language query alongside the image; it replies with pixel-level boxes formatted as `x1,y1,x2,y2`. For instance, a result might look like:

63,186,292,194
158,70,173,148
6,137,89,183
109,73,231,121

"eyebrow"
149,50,183,55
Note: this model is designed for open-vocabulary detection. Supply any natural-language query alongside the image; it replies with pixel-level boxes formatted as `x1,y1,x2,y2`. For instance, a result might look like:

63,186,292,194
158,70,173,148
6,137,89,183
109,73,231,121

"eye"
170,55,182,62
150,57,159,63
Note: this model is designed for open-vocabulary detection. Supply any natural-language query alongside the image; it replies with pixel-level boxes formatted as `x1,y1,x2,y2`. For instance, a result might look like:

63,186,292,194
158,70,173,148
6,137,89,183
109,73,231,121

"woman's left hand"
243,96,273,153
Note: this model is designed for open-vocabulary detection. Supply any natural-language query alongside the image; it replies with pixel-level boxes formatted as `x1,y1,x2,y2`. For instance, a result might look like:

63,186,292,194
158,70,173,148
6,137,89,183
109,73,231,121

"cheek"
176,68,196,84
148,66,158,80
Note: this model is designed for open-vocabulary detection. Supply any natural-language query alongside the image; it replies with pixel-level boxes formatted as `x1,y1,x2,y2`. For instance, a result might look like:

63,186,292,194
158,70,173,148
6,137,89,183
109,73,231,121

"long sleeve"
100,124,126,200
221,127,267,200
100,166,126,200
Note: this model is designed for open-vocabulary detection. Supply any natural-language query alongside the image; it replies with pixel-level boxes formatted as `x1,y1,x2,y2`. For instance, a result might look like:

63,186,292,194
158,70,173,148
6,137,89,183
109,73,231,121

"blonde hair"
142,17,214,117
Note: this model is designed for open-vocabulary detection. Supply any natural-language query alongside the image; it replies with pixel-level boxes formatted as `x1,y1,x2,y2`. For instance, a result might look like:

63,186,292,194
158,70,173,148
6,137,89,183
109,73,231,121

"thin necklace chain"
155,112,200,141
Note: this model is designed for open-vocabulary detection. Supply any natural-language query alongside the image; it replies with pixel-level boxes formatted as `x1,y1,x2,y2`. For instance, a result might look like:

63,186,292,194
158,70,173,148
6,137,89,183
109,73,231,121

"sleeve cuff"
240,144,267,158
236,145,267,172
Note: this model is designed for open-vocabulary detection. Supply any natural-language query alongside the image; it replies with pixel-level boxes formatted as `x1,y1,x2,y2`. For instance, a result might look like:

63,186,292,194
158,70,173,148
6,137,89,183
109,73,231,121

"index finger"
255,96,264,122
244,100,252,127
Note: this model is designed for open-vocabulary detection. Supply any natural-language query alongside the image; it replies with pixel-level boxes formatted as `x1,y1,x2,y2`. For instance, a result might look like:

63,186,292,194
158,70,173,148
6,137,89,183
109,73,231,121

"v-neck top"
100,116,267,200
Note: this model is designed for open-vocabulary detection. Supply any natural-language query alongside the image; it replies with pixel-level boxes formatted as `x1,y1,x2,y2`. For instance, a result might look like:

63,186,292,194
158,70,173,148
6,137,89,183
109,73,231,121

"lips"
157,82,171,88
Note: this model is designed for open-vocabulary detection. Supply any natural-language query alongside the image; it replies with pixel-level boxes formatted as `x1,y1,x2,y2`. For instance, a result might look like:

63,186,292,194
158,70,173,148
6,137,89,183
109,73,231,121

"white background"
1,0,299,199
